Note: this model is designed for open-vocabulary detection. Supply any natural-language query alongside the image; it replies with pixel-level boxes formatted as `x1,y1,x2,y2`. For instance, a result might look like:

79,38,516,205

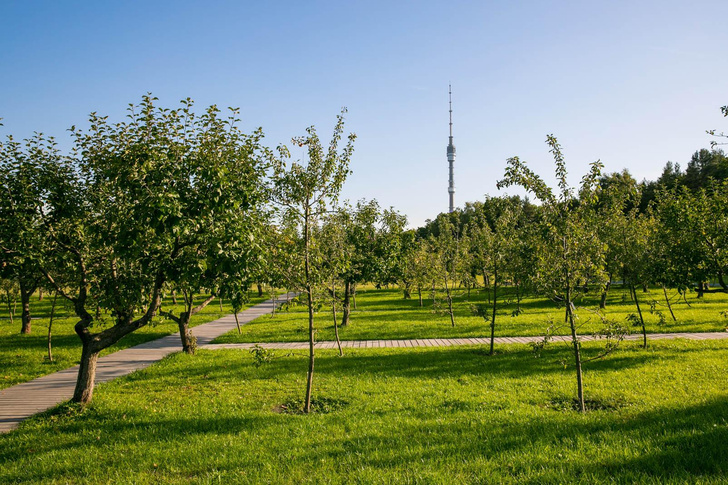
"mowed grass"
2,340,728,483
0,293,268,389
215,286,728,343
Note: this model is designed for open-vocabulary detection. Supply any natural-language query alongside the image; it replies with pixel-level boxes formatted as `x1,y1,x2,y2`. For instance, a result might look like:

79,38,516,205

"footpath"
0,293,296,433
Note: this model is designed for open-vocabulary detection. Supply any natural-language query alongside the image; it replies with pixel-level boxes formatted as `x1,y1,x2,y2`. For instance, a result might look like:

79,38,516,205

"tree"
428,215,469,327
683,149,728,192
401,236,435,307
620,212,656,347
498,135,617,412
271,110,355,413
14,96,269,404
0,133,54,334
653,182,728,296
316,211,350,356
467,197,520,355
338,199,379,326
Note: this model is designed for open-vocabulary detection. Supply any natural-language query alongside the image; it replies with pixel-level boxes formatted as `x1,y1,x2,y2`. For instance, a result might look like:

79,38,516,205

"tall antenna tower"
447,84,456,213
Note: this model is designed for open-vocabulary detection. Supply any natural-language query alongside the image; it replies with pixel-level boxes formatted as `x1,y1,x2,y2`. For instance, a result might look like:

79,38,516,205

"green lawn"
2,340,727,483
215,286,728,344
0,292,268,390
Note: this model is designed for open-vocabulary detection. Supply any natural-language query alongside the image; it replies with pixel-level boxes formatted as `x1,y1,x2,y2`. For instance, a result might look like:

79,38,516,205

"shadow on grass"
3,390,726,483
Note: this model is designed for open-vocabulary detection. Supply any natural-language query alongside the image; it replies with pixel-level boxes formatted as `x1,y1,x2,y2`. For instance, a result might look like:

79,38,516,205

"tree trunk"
178,315,196,354
19,281,34,334
663,285,677,322
38,287,43,301
47,291,58,362
484,270,491,304
341,280,351,326
631,283,647,348
257,283,263,297
171,291,177,305
6,288,14,326
718,272,727,290
234,312,241,334
566,283,585,413
599,280,611,309
490,268,497,355
304,207,315,414
73,341,99,404
352,284,357,310
177,294,215,354
445,279,455,327
332,283,342,357
418,287,423,307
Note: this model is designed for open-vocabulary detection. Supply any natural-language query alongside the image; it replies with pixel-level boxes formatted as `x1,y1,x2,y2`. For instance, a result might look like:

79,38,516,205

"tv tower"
447,84,456,213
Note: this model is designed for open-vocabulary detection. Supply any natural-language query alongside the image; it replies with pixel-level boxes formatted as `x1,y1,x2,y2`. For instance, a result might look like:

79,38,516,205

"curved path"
1,296,726,433
0,293,296,434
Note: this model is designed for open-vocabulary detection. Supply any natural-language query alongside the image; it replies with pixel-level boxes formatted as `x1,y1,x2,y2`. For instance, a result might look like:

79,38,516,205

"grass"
2,339,728,483
0,292,269,390
215,285,728,344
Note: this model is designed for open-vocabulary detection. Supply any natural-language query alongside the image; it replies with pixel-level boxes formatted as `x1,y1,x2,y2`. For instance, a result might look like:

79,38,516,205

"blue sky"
1,0,727,227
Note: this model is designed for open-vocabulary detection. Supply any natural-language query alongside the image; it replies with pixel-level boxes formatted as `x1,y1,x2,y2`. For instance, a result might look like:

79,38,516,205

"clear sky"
1,0,727,228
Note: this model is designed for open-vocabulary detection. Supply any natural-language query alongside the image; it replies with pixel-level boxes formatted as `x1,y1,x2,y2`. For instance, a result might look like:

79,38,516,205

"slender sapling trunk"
566,283,585,413
663,285,677,322
341,280,351,326
47,291,58,362
631,283,647,348
490,267,497,355
332,281,342,357
6,289,14,326
304,207,315,414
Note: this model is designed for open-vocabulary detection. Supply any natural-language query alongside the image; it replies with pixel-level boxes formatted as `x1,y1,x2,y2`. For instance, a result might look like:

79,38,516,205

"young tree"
401,237,435,307
621,212,656,347
271,110,355,413
338,199,379,326
0,133,53,334
467,197,519,355
316,211,351,356
429,215,468,327
498,135,612,412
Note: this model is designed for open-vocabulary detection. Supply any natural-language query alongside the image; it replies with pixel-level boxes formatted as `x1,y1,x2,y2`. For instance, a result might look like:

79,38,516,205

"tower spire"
449,84,453,138
447,84,456,213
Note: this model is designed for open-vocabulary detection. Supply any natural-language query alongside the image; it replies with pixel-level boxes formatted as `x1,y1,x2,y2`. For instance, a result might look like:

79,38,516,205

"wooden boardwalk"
1,296,726,434
205,331,728,350
0,293,296,434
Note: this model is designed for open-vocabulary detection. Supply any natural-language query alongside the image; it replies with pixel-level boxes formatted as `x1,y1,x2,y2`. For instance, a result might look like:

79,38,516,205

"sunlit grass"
0,292,268,389
215,285,728,343
2,340,727,483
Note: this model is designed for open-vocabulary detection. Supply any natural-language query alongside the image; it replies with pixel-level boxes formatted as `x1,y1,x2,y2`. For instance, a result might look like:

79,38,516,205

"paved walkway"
0,293,296,434
205,331,728,350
